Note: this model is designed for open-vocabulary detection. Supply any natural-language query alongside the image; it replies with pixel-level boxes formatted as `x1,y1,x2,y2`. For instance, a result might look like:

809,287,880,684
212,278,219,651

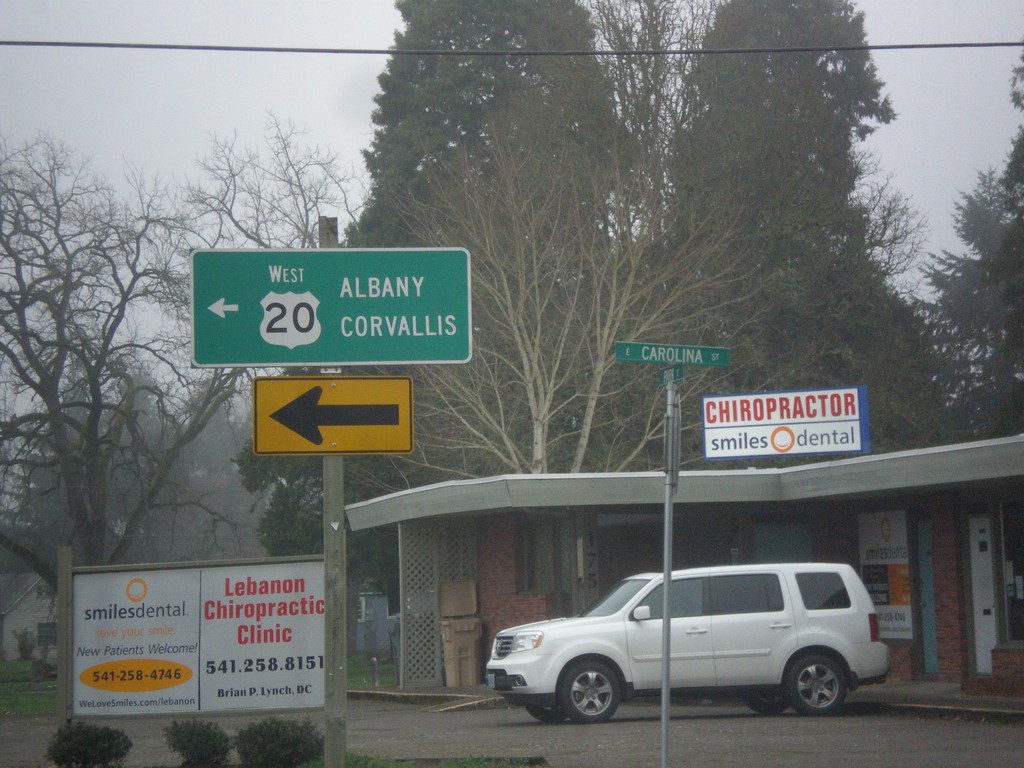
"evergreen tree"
350,0,613,247
988,48,1024,431
675,0,947,452
924,171,1015,438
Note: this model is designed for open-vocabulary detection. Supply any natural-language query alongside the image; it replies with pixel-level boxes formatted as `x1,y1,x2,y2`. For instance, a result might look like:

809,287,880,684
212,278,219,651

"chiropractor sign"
702,385,870,460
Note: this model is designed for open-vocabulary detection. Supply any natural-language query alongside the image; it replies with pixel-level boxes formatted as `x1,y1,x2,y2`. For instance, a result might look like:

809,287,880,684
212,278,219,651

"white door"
969,516,998,675
709,573,798,685
624,578,716,689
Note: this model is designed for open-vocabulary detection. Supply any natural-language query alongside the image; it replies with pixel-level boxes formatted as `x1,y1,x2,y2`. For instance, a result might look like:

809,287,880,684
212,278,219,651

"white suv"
486,563,889,723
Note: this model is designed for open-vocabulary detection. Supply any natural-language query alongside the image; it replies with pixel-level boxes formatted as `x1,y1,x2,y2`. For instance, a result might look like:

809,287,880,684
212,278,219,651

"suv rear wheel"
784,654,847,716
558,660,621,723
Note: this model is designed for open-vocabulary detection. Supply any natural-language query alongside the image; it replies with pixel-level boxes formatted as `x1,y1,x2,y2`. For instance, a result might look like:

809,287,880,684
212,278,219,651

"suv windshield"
579,578,651,617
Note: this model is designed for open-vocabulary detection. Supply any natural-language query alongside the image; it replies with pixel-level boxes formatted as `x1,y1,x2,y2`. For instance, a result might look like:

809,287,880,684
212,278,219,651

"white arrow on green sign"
191,248,471,367
616,341,730,367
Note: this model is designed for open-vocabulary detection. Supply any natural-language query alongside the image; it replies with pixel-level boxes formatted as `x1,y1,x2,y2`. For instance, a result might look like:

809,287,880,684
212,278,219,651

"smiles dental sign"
702,386,870,460
71,561,325,715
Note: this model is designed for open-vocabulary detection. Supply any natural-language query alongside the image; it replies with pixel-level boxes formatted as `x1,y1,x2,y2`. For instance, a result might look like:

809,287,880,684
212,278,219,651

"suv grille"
493,634,514,659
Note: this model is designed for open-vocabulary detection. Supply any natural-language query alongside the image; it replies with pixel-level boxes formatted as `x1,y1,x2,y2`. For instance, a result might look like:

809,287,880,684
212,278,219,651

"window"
637,578,705,619
37,622,57,649
517,516,554,593
581,578,649,617
1003,502,1024,641
709,573,784,615
796,572,851,610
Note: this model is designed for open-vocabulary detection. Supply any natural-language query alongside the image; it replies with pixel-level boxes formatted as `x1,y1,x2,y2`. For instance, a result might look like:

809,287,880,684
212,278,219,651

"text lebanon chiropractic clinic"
204,576,325,646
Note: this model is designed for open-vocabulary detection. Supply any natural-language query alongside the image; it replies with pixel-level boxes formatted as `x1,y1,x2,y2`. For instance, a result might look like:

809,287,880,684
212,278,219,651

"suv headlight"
510,630,544,653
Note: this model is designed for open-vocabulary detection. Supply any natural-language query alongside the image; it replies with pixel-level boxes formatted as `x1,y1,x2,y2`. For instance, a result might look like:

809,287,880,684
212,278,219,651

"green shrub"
164,719,232,768
233,718,323,768
46,721,132,768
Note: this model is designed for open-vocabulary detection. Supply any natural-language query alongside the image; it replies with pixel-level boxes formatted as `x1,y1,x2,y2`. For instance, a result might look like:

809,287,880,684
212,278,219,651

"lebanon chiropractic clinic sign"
702,386,870,460
71,559,324,716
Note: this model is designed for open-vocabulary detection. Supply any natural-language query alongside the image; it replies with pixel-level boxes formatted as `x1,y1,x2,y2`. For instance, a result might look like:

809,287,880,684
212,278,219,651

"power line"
0,39,1021,57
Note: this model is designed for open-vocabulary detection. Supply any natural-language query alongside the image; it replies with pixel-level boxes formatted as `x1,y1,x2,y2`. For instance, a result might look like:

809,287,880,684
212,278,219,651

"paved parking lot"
4,692,1024,768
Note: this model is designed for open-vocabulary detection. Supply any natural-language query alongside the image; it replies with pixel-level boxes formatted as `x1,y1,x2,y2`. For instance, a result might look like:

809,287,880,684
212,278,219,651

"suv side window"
637,578,706,619
709,573,785,615
796,571,852,610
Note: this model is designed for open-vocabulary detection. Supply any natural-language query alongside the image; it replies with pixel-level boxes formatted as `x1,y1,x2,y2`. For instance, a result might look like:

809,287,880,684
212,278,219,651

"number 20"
264,301,316,333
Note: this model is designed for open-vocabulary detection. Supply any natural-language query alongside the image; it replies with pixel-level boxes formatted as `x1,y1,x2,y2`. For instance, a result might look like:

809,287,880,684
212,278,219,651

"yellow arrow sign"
253,376,413,455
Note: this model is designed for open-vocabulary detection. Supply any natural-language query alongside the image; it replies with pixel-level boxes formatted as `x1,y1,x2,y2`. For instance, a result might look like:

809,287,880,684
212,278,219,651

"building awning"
346,435,1024,531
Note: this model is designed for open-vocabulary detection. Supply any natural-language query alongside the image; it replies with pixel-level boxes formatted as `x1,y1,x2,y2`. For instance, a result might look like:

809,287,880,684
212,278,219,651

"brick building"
346,435,1024,698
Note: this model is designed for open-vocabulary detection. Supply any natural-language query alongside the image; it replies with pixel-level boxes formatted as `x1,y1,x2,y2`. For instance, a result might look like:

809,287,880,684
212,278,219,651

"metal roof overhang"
346,435,1024,531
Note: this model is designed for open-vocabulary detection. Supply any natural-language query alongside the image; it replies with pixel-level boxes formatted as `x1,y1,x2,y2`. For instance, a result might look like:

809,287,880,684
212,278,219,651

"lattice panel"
400,522,441,687
439,523,477,582
398,520,480,688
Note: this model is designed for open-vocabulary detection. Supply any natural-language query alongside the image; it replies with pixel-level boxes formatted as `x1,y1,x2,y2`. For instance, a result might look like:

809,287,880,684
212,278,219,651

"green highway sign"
191,248,471,367
616,341,730,368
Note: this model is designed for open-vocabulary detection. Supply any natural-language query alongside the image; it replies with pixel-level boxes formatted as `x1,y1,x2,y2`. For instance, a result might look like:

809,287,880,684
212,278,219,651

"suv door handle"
685,627,709,635
769,622,792,630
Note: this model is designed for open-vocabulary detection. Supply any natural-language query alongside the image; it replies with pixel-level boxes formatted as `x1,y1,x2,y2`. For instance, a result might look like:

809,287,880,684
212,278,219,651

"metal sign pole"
660,380,680,768
319,217,347,768
612,342,729,768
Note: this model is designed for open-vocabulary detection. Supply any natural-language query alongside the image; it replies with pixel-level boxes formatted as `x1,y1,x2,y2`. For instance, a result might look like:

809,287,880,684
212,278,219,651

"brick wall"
965,647,1024,696
929,499,969,683
888,644,913,678
992,647,1024,678
477,516,551,648
812,514,859,563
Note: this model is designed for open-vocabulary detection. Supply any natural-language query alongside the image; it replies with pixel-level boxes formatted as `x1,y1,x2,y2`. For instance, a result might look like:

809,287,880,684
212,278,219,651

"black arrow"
270,386,400,445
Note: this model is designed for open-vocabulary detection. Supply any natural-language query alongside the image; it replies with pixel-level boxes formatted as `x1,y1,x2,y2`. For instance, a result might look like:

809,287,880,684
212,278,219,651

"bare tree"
0,133,240,585
588,0,716,159
403,130,742,476
186,115,359,249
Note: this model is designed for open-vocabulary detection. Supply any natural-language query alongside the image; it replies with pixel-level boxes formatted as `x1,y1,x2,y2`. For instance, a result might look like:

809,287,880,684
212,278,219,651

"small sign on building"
702,385,870,460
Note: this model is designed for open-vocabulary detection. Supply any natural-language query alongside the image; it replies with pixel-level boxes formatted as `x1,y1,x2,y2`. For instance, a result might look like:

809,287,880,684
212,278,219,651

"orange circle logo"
125,578,148,602
770,426,795,453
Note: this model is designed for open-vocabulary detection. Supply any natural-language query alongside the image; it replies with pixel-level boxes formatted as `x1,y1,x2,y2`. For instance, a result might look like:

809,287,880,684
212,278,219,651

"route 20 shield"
260,291,322,349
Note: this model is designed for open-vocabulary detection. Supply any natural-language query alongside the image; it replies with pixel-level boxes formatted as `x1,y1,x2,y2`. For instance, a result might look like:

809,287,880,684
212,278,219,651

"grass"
0,658,57,714
347,654,399,688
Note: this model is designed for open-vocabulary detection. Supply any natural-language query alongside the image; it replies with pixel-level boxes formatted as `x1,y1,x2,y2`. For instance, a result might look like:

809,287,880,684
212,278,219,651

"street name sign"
658,365,685,388
253,376,413,455
191,248,471,367
616,341,730,368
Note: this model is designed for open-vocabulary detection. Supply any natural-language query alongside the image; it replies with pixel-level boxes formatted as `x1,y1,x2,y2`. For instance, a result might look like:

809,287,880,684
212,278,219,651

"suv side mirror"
632,605,651,621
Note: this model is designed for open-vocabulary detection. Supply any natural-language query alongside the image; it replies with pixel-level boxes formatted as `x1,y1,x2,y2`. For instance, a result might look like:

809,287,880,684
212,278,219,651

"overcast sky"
1,1,1022,281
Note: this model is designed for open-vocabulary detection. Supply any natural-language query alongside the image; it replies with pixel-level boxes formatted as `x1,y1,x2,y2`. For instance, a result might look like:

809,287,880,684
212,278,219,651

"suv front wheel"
784,654,847,716
558,660,621,723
